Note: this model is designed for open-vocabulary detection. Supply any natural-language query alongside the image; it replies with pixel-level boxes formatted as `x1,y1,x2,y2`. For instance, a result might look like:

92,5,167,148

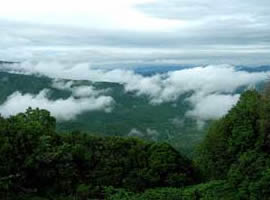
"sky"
1,0,270,66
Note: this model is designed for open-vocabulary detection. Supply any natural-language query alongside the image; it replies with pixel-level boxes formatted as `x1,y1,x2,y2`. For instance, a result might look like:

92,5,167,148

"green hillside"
1,87,270,199
105,88,270,200
0,72,207,156
0,108,199,199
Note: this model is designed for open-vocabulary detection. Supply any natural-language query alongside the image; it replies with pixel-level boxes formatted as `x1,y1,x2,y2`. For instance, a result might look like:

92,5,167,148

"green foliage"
76,184,92,200
197,90,262,179
1,72,270,199
197,89,270,199
0,108,198,199
105,181,238,200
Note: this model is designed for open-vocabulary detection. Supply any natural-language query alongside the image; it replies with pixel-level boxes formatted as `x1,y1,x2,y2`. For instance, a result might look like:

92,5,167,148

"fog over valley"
1,0,270,199
1,0,270,156
1,62,270,123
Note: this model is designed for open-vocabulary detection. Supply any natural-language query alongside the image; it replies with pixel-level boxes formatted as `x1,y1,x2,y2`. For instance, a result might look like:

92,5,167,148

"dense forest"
1,87,270,199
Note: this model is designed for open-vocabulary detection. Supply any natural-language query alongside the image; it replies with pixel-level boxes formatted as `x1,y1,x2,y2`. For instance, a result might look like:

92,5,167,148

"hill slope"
0,71,204,156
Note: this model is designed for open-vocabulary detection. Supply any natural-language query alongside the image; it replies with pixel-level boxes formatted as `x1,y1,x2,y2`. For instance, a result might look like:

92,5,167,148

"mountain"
0,60,17,64
0,108,200,199
1,86,270,199
0,71,204,156
0,65,269,156
236,65,270,73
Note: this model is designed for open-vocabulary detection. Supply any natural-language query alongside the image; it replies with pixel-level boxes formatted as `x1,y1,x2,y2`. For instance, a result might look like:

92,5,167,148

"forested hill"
0,71,204,157
0,108,199,199
1,66,268,158
1,87,270,199
0,66,269,158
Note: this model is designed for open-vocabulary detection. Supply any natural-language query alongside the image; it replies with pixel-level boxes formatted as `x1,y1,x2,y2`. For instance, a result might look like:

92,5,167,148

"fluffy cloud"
0,89,114,120
2,62,270,121
52,80,109,97
186,93,240,121
128,128,159,141
170,117,185,128
128,128,144,137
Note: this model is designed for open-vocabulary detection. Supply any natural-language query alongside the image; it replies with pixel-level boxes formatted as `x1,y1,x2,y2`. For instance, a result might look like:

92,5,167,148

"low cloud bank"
52,80,110,98
128,128,160,141
186,93,240,121
0,89,114,121
3,61,270,121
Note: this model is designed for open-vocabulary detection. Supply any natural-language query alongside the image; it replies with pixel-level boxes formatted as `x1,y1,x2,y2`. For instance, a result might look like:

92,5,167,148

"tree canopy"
1,88,270,199
0,108,198,199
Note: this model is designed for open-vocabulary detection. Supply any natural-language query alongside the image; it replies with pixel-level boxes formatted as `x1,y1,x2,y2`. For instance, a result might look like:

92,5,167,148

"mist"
0,85,114,120
1,61,269,122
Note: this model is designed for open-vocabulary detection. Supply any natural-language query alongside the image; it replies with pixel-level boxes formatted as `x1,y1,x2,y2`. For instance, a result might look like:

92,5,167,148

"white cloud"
146,128,159,141
128,128,159,141
52,80,109,97
0,0,270,65
2,62,270,121
128,128,144,137
0,0,269,124
170,117,185,128
0,0,181,31
186,93,240,121
0,89,114,120
123,64,269,105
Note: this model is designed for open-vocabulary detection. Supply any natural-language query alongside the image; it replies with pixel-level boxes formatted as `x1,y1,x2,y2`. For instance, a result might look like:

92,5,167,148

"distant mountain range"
1,60,269,74
0,60,19,64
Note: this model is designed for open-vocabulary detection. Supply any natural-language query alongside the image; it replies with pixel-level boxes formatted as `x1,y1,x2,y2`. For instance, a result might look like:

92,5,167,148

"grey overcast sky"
0,0,270,66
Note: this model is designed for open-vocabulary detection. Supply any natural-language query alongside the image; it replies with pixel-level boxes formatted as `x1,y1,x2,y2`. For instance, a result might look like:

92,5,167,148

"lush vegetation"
0,108,199,199
105,181,238,200
196,89,270,199
106,88,270,200
1,88,270,199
